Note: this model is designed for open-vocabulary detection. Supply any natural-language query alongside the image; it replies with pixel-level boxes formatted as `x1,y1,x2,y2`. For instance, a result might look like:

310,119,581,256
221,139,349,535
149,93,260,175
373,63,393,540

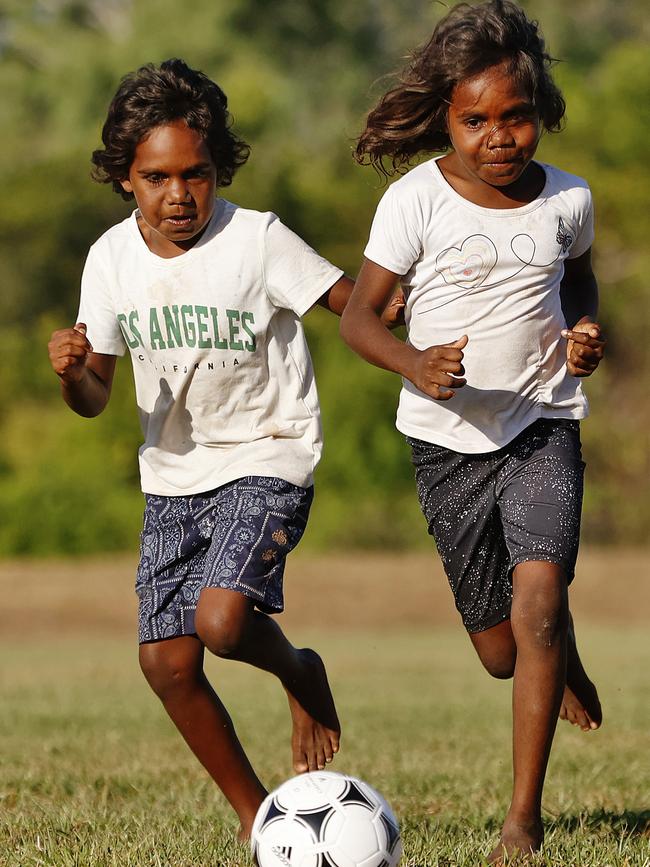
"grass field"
0,550,649,866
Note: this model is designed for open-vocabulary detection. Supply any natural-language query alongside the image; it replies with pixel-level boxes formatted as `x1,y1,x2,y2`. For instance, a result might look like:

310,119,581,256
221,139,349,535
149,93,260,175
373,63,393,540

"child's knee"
514,604,568,648
481,653,516,680
138,642,201,699
512,565,569,645
198,619,245,658
469,620,517,679
195,592,250,658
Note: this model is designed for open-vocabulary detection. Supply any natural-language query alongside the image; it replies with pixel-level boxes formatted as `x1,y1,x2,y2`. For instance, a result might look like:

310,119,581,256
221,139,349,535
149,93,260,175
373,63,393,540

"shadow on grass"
481,808,649,838
550,808,650,837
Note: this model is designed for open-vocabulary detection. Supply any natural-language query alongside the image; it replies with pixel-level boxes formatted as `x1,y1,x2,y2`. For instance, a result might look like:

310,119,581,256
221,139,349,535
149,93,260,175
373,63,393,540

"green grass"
0,626,648,866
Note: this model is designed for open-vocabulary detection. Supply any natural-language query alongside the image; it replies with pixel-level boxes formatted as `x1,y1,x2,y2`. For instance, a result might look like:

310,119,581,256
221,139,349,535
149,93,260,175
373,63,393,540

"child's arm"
559,249,606,377
316,274,405,328
316,276,354,316
48,323,116,417
340,258,467,400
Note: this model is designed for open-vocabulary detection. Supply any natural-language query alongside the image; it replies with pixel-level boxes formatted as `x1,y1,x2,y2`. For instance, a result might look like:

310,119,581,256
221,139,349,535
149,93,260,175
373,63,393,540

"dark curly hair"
92,59,250,200
355,0,565,177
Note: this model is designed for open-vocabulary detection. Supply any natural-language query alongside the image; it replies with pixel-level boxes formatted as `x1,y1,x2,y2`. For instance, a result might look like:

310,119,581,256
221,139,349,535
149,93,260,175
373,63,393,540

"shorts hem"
464,608,511,635
205,581,285,616
203,571,286,615
138,630,199,646
137,584,285,644
509,553,575,583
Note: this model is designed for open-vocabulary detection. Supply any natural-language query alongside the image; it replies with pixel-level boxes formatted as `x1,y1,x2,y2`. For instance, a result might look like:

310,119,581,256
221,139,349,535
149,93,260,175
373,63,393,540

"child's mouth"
484,157,519,166
165,215,195,227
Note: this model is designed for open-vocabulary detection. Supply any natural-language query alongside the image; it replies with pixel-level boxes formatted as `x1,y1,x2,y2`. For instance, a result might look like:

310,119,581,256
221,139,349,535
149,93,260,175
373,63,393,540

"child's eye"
146,174,166,186
507,110,538,125
465,118,482,130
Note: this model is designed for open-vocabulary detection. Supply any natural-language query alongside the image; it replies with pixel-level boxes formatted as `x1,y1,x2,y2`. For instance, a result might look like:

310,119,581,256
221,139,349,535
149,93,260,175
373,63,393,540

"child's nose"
486,123,515,147
168,178,191,202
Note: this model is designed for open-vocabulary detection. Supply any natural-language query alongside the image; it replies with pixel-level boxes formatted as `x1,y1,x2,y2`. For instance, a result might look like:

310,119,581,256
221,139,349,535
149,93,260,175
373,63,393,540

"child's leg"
195,586,340,774
484,560,568,863
139,635,267,836
470,612,602,731
410,421,598,862
135,479,337,837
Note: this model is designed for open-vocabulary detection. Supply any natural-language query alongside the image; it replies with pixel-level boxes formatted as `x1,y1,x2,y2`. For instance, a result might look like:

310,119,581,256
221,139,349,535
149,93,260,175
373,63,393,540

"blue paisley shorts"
136,476,313,643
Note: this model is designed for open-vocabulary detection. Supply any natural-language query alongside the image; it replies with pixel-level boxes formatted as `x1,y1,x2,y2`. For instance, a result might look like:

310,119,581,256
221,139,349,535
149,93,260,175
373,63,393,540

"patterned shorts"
136,476,313,643
408,419,585,634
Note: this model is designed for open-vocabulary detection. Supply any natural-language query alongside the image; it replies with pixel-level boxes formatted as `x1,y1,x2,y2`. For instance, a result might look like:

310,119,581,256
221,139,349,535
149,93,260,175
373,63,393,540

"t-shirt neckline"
128,197,224,265
428,156,549,217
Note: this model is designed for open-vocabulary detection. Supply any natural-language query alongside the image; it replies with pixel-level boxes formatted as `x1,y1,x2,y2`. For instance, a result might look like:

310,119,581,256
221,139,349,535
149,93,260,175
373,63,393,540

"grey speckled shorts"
136,476,313,643
408,419,585,633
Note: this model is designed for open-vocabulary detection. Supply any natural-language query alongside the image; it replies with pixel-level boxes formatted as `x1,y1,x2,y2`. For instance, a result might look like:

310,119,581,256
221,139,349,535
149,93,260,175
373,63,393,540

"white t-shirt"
364,158,595,453
78,199,343,494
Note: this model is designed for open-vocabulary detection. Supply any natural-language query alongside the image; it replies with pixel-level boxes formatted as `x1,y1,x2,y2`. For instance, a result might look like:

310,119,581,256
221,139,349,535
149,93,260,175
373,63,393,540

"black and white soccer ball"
251,771,402,867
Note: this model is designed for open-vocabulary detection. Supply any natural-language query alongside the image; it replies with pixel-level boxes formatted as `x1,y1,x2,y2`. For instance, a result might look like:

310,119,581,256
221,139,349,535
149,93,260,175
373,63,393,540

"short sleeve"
260,215,344,316
77,245,127,356
363,183,423,275
567,188,595,260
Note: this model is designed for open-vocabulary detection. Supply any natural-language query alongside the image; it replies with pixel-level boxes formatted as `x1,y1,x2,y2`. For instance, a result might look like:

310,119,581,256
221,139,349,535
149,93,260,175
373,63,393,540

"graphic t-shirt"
78,199,343,494
364,158,595,453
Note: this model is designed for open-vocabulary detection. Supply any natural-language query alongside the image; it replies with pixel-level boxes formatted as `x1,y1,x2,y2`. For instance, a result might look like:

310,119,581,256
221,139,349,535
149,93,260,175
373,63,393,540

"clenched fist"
48,323,94,383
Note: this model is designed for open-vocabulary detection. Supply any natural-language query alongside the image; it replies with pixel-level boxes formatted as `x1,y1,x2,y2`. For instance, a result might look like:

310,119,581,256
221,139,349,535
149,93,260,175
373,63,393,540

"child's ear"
120,179,133,194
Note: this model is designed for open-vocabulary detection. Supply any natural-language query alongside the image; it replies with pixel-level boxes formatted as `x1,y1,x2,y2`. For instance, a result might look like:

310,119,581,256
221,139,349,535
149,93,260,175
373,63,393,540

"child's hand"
48,323,94,383
380,288,406,330
410,335,468,400
561,317,606,377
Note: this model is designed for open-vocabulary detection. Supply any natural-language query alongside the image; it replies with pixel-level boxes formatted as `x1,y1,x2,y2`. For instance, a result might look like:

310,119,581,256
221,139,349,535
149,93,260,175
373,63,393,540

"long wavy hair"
92,59,250,200
355,0,565,177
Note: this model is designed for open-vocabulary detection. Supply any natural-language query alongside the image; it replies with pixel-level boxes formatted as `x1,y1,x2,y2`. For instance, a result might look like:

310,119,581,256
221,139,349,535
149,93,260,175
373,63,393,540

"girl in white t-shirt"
47,58,357,841
341,1,606,861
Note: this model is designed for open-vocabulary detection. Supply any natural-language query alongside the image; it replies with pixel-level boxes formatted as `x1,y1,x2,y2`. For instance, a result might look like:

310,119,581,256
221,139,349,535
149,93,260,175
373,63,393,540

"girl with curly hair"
342,2,604,861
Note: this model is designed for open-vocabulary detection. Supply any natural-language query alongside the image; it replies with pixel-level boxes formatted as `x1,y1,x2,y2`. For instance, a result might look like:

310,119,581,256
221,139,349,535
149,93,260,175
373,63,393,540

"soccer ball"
251,771,402,867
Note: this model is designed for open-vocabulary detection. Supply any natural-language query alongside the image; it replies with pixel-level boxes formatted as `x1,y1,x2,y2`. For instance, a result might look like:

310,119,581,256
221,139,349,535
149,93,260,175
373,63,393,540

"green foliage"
0,0,648,554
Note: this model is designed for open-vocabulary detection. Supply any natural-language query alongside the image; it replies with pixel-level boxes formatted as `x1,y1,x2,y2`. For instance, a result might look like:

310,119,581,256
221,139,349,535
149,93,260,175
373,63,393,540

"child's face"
445,61,542,192
120,121,218,257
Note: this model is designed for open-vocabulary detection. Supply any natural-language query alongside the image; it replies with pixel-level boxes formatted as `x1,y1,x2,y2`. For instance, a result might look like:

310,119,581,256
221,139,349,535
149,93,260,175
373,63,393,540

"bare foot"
236,802,264,841
560,614,602,732
284,648,340,773
560,682,601,732
487,815,543,864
